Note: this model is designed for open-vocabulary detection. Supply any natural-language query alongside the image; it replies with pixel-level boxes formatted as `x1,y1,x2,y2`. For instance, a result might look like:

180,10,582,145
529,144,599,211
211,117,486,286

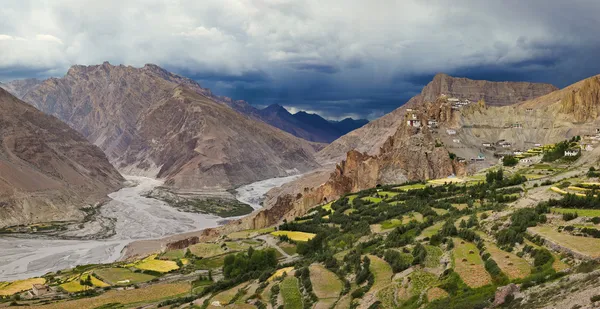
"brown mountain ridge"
0,88,124,228
3,62,322,193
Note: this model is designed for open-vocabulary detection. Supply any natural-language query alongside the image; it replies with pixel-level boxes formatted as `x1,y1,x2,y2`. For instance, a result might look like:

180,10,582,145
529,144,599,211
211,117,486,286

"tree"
502,155,518,167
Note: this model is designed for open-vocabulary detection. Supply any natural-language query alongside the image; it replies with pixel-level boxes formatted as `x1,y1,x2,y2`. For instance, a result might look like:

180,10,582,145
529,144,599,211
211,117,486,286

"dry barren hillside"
3,63,321,192
0,88,123,228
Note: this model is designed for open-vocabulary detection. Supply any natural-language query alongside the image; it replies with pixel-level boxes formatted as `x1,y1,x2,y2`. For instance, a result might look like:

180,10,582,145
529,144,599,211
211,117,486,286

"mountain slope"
5,63,320,191
316,73,558,164
0,88,123,228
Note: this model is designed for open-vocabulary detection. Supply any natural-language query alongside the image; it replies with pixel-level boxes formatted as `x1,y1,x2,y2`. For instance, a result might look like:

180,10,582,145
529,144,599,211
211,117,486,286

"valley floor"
0,175,298,281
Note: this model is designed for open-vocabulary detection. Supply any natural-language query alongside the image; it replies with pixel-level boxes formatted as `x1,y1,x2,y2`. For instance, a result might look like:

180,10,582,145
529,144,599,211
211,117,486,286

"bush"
591,295,600,302
502,155,519,167
562,212,578,221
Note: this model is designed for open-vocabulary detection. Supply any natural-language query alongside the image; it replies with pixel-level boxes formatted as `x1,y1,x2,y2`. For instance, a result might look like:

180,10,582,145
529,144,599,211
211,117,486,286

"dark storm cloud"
2,0,600,120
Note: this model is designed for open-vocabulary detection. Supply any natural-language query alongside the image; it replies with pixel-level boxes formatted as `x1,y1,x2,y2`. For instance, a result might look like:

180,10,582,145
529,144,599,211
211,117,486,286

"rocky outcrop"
316,74,557,164
166,236,199,251
493,283,520,307
559,76,600,122
6,63,321,192
420,73,557,107
0,78,42,100
0,88,124,228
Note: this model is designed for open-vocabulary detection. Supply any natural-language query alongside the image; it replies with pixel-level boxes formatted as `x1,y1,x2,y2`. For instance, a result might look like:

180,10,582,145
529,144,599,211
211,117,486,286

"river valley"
0,175,299,281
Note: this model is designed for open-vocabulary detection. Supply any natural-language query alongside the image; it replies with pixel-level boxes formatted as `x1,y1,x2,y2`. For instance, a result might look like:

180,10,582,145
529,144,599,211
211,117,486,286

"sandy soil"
0,175,297,281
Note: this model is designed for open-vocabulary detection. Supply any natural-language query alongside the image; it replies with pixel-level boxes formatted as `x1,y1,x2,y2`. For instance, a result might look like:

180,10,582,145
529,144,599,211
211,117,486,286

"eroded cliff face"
0,88,124,228
560,76,600,122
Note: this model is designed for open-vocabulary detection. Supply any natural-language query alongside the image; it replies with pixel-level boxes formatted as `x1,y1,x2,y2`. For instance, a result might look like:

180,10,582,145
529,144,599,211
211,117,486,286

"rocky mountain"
0,88,123,228
240,74,575,230
2,62,320,193
316,73,558,164
2,72,363,145
256,104,368,143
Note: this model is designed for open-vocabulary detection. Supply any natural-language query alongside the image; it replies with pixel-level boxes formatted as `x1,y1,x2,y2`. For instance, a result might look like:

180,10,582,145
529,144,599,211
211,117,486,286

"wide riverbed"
0,175,299,281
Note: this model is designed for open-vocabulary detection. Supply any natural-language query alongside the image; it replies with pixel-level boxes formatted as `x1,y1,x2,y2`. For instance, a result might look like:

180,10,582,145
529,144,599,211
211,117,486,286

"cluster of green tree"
481,253,509,285
223,247,278,279
383,249,411,272
295,267,318,306
502,155,519,167
351,256,374,298
580,227,600,238
458,214,478,229
425,270,496,309
547,193,600,209
587,167,600,177
496,206,548,248
485,168,527,188
542,137,580,162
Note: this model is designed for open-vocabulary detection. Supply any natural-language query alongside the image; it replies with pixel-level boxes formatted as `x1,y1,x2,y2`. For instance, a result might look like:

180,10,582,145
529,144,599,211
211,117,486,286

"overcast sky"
2,0,600,120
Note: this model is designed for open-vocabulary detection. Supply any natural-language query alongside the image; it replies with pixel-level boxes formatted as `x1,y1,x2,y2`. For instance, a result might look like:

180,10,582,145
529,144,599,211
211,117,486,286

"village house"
407,119,421,127
564,149,580,157
472,153,485,161
511,123,523,128
427,119,438,128
453,139,461,143
457,157,466,163
513,150,523,155
447,97,460,102
583,144,594,151
534,143,542,147
501,143,512,148
520,158,533,164
32,284,50,297
446,129,457,135
526,108,533,112
482,142,492,147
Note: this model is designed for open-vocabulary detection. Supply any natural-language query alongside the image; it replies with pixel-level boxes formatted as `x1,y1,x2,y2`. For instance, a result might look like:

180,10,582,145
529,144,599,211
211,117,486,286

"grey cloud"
1,0,600,118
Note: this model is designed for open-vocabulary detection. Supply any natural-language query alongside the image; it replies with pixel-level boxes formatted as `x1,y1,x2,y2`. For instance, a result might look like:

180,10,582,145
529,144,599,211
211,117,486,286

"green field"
395,183,427,191
378,191,399,198
94,268,155,285
309,264,342,299
367,254,393,291
380,218,403,230
419,221,444,239
226,227,275,239
322,202,333,212
551,207,600,217
195,255,228,270
409,270,438,296
281,276,303,309
431,207,449,215
362,196,383,204
160,249,185,260
423,245,443,268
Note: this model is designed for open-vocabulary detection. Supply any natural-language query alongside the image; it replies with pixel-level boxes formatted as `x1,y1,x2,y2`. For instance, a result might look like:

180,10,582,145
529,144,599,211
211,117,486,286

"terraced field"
94,268,155,285
530,226,600,258
309,264,342,309
227,227,275,239
452,239,492,288
27,283,189,309
551,207,600,217
486,243,531,279
134,254,179,273
281,276,303,309
271,230,316,241
0,278,45,296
